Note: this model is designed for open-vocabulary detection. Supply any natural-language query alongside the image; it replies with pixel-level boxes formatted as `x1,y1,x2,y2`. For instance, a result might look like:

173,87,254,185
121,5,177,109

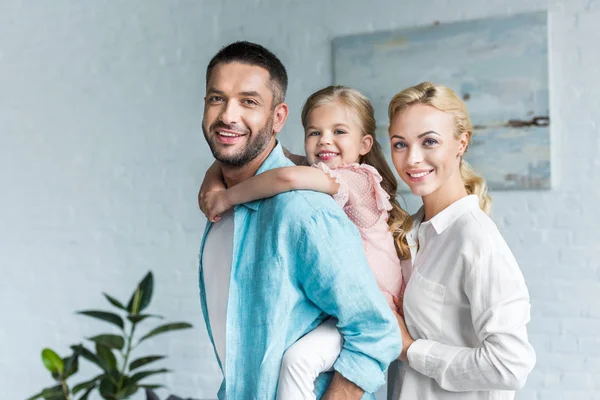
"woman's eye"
393,142,407,149
423,138,438,146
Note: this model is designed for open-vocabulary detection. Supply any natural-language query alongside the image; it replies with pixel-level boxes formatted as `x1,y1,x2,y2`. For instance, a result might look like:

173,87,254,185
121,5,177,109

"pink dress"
315,162,404,312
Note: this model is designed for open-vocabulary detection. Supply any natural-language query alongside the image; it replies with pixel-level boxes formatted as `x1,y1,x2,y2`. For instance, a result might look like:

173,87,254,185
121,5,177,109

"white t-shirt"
391,195,535,400
201,209,234,374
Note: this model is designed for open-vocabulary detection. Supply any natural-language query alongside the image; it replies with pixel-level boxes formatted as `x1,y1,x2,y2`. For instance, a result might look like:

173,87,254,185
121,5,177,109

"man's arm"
295,207,402,395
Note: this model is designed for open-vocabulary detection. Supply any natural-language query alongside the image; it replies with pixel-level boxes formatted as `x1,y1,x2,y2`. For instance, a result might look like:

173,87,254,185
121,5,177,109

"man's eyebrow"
206,88,225,95
239,91,263,100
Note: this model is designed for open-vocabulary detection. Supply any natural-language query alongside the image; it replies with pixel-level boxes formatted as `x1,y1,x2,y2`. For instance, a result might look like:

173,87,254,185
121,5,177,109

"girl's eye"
423,138,438,146
334,129,346,135
393,141,407,149
308,131,320,137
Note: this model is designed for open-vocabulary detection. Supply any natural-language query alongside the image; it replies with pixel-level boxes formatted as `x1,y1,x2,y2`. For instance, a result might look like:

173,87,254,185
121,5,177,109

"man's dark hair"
206,41,288,106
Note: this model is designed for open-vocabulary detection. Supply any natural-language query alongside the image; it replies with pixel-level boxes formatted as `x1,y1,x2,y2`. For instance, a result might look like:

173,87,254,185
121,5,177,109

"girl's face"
304,101,373,167
389,103,468,198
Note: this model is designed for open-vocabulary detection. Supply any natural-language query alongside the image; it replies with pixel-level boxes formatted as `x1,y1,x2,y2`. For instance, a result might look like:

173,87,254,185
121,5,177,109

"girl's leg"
276,318,343,400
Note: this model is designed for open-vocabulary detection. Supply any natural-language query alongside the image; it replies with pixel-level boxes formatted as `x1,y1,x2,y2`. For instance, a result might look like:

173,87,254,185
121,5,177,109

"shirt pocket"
404,268,446,340
237,255,287,327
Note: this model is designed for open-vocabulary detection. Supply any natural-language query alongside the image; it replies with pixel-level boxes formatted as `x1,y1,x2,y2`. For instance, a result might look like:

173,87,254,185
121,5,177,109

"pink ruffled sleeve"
313,163,392,229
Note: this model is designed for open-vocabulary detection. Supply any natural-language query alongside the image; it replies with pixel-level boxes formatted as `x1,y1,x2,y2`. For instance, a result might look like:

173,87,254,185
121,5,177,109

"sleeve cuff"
333,349,386,394
406,339,436,377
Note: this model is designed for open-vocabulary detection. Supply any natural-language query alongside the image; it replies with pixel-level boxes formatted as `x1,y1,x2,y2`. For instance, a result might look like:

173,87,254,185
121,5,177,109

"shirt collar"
425,194,480,234
235,140,290,212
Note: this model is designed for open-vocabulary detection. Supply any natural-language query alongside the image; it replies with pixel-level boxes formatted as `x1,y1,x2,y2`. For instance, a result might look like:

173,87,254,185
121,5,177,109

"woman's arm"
203,166,340,221
401,245,536,392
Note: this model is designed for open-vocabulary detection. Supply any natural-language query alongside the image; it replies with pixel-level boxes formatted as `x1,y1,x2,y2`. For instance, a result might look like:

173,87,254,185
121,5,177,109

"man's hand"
322,371,364,400
393,296,414,363
199,189,231,222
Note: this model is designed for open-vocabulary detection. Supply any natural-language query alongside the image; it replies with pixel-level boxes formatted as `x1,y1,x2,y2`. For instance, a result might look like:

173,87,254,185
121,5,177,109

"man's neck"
221,139,277,187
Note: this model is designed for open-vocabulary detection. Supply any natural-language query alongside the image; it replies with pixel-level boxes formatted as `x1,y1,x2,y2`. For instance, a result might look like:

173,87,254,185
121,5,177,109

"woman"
387,82,535,400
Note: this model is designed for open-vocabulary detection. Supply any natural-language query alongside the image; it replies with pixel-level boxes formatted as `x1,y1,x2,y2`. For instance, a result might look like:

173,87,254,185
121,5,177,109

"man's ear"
272,102,289,134
359,135,374,156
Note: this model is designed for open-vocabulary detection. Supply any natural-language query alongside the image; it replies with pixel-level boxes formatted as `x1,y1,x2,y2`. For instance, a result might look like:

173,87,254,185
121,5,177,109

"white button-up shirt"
390,195,536,400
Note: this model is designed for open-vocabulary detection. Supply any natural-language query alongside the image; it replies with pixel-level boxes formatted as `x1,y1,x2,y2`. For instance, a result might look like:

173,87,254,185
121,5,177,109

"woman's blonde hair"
301,85,413,260
388,82,492,214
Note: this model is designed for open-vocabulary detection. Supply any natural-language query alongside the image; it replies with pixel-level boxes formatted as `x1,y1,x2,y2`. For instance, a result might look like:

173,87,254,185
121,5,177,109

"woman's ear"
458,131,470,156
360,135,374,156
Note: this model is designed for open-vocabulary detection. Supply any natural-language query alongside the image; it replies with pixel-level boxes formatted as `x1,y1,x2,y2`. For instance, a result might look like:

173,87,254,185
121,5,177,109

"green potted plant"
28,271,193,400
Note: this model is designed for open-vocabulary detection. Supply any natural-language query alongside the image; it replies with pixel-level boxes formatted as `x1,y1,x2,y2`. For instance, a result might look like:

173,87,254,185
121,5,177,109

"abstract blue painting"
333,11,550,190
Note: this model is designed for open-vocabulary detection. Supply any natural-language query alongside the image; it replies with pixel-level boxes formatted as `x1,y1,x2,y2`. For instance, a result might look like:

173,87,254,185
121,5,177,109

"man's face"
203,62,276,166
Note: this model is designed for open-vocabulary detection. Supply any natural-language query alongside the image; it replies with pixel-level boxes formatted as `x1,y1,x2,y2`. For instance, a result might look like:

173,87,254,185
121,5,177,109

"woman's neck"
422,174,468,221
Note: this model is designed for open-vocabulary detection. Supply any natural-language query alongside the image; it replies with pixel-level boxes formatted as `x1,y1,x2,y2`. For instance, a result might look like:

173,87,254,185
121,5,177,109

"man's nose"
219,101,240,126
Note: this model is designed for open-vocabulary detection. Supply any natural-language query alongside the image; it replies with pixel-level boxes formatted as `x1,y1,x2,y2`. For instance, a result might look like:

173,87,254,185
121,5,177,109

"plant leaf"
73,374,103,395
103,293,127,311
26,386,63,400
120,381,139,397
98,376,117,399
62,353,79,379
71,344,105,371
41,349,64,374
138,322,193,343
129,368,170,384
96,343,117,371
127,272,153,315
87,334,125,350
127,314,163,324
77,311,124,330
77,384,97,400
129,355,166,371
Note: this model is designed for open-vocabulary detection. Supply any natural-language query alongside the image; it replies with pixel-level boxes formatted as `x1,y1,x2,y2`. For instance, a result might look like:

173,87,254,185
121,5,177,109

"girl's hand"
393,296,414,363
198,162,226,212
200,190,231,222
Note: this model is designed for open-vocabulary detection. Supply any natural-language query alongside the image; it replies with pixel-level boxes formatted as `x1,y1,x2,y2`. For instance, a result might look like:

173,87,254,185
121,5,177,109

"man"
198,41,401,399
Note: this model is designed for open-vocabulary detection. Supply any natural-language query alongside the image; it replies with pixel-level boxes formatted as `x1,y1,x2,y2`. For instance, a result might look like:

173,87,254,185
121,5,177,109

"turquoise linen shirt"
198,142,402,399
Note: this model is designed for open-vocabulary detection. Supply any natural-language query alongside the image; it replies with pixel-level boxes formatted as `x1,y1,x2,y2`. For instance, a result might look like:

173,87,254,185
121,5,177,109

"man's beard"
203,116,274,167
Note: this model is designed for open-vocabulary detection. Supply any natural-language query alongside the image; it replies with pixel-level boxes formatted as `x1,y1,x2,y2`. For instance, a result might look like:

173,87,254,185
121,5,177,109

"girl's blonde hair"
301,85,413,260
388,82,492,214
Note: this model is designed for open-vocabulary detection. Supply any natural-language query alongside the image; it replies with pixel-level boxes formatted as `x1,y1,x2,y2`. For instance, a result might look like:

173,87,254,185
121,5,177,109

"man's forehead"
207,62,272,95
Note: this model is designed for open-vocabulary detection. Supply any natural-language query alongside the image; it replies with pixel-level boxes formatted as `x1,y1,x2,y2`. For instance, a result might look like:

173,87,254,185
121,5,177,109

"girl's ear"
360,135,374,156
458,131,469,156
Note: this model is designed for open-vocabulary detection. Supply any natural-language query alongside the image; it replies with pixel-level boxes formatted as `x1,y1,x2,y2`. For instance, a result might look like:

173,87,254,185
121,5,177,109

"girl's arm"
198,161,225,216
203,166,339,221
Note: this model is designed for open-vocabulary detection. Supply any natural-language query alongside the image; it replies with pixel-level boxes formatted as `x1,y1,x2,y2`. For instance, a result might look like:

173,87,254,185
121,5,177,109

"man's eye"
209,96,223,102
242,99,258,106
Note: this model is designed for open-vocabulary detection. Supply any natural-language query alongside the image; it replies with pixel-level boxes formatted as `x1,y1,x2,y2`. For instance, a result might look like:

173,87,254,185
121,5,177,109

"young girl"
386,82,535,400
199,85,412,399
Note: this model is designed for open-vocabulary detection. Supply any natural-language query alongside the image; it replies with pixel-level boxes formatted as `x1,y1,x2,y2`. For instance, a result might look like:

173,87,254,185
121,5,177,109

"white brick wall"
2,0,599,399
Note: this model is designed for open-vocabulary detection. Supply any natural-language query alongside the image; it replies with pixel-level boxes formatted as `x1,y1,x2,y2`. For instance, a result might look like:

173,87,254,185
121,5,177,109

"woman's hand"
199,189,231,222
393,296,415,363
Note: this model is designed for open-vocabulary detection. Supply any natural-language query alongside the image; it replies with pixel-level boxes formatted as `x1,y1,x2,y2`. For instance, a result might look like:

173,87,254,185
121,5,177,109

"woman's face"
388,103,468,198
